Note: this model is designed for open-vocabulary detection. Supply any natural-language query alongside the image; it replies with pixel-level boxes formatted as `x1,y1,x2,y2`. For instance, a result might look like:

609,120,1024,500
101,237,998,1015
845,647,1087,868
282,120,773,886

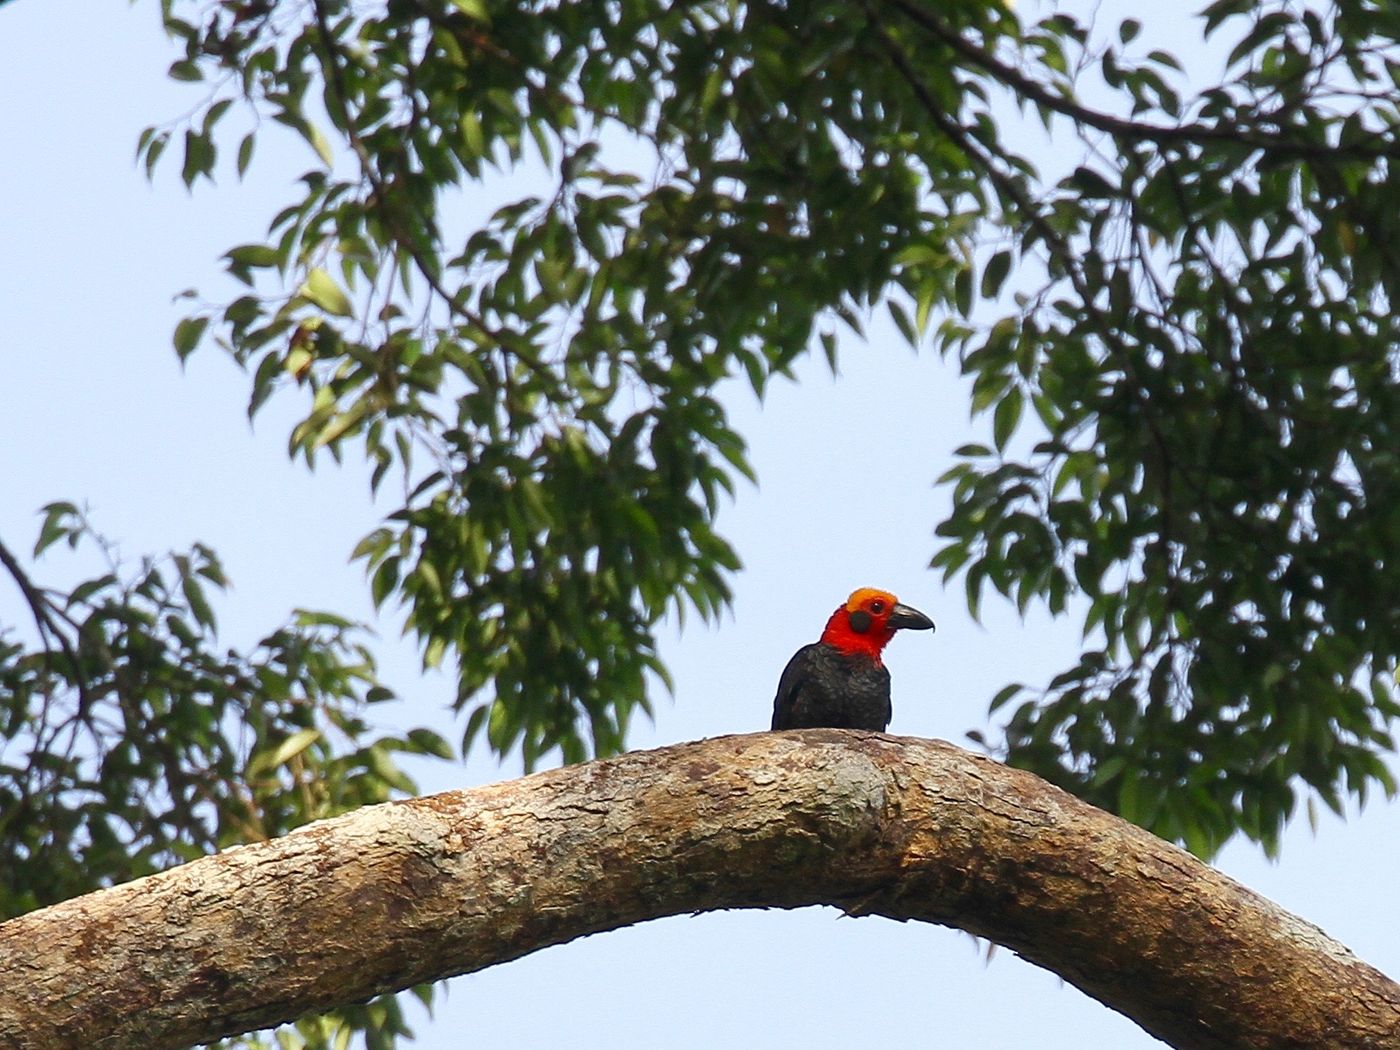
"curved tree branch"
0,732,1396,1049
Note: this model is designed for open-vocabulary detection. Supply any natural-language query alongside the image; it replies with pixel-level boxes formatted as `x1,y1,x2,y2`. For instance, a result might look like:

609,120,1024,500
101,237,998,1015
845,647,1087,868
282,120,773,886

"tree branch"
0,536,96,715
0,733,1395,1050
860,7,1184,495
886,0,1398,161
306,0,553,389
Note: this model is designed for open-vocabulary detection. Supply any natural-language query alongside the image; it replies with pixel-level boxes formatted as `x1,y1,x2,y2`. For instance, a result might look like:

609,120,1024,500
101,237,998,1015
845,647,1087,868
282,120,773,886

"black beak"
887,602,935,632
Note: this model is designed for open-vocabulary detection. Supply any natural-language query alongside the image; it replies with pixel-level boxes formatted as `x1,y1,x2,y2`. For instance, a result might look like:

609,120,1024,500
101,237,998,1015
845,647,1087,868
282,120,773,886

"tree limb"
0,732,1395,1049
0,539,80,678
886,0,1398,161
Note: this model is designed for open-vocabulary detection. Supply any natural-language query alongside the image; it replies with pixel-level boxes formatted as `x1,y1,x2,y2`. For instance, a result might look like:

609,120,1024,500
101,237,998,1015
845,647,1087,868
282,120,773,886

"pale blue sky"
3,3,1399,1048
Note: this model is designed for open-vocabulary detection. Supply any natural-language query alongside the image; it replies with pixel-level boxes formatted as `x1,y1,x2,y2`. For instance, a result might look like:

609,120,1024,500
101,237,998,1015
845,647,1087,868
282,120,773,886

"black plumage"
769,588,934,732
770,642,893,731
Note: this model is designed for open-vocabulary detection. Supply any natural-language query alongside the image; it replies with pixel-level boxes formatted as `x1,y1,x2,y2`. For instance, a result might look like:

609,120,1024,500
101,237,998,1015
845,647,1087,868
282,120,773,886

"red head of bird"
820,587,935,663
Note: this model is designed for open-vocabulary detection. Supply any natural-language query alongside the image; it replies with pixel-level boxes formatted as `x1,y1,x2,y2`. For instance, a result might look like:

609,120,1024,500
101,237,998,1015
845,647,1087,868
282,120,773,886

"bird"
771,587,935,732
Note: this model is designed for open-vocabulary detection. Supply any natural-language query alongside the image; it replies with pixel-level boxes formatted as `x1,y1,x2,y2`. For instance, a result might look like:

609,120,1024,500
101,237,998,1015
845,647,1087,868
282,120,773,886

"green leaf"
1068,166,1115,198
301,268,354,317
989,682,1023,713
269,728,323,768
181,574,216,630
449,0,491,22
981,250,1012,300
888,300,917,347
406,728,454,760
308,123,335,168
459,110,486,159
226,244,280,268
168,59,203,82
237,133,256,178
141,131,169,178
181,128,215,187
992,386,1023,451
33,502,80,557
953,266,973,317
173,317,210,361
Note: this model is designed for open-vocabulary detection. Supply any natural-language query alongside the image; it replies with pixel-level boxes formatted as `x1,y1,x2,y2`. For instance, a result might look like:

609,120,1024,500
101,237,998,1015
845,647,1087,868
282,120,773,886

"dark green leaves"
0,511,445,922
355,404,738,769
147,0,982,773
930,4,1400,857
143,0,1400,866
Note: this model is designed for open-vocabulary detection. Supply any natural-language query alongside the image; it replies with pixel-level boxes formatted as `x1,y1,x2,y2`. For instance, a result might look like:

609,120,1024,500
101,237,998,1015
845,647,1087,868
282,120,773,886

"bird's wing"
771,643,817,730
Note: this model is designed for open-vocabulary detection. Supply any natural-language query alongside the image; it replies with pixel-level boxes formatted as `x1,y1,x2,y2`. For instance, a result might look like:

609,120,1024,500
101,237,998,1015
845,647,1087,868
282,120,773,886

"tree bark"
1,732,1396,1049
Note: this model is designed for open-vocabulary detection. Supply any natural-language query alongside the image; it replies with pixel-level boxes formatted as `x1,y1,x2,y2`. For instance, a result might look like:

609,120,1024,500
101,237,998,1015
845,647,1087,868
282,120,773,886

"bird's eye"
870,599,886,614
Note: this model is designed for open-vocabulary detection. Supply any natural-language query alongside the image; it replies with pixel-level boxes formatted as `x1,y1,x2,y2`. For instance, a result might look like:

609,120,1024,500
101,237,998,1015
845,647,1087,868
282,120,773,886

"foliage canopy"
7,0,1400,1043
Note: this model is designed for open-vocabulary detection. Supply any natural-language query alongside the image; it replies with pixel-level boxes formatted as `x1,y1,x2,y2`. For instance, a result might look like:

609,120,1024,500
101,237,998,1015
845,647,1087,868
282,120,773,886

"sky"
3,2,1400,1048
